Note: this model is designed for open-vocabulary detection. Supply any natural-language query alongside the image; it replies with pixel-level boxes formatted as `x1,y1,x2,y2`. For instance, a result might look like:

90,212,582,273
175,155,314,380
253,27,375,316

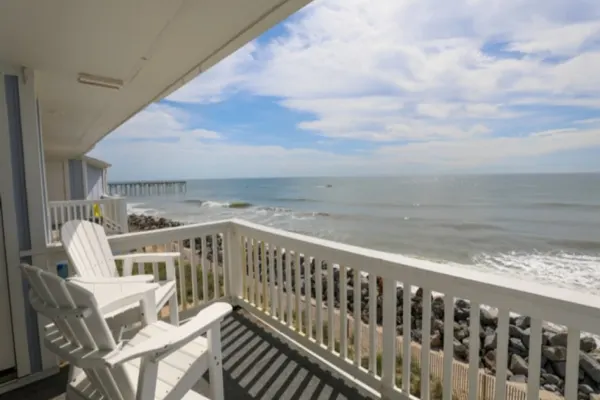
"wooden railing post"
381,279,397,399
117,197,129,233
226,222,243,305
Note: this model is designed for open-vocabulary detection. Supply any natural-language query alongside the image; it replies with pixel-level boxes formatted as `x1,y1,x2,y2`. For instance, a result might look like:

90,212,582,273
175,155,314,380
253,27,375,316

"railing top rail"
49,198,122,205
232,218,600,332
46,219,232,255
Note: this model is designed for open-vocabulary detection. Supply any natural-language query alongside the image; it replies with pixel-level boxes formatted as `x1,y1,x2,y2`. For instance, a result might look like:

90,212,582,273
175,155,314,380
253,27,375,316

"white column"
81,159,88,199
19,68,58,372
0,63,32,378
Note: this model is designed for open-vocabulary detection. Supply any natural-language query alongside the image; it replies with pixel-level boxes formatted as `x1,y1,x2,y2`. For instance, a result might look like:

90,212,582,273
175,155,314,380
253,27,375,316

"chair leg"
207,326,224,400
169,291,179,326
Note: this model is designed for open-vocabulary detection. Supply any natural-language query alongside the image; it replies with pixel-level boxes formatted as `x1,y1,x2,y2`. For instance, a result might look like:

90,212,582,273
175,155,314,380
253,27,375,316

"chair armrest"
113,252,180,263
114,253,180,280
104,302,232,367
68,275,155,284
97,284,160,315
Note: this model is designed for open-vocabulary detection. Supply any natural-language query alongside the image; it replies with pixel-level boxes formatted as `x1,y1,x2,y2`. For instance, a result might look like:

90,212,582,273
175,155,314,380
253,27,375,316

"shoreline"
128,213,600,399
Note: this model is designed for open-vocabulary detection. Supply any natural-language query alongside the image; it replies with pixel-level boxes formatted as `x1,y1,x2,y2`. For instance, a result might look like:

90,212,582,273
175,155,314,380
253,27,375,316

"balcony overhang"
0,0,312,158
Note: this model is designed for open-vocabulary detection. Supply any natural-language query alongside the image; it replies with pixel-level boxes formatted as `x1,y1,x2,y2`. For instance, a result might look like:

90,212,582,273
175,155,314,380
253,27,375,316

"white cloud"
377,126,600,166
166,42,258,104
101,0,600,176
109,103,221,141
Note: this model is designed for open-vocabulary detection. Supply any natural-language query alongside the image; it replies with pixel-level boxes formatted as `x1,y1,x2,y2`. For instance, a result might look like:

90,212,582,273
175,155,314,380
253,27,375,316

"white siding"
86,163,105,200
45,160,68,201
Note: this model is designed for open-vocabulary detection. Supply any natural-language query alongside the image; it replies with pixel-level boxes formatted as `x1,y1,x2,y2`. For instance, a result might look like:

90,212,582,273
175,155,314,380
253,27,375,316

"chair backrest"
61,220,118,278
21,264,135,399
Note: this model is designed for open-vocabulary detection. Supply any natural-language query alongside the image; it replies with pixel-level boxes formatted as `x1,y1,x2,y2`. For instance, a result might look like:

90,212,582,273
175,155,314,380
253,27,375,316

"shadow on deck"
1,308,374,400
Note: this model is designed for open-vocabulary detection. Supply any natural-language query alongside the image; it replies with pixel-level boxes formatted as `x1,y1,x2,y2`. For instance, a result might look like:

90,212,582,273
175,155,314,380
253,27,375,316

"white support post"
227,223,243,305
81,159,88,199
118,197,129,233
18,67,58,372
0,64,32,378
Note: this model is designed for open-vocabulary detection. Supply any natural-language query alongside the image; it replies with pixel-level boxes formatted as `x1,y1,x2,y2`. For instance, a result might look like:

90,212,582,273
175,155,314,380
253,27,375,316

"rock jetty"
128,214,184,230
128,214,224,264
129,213,600,399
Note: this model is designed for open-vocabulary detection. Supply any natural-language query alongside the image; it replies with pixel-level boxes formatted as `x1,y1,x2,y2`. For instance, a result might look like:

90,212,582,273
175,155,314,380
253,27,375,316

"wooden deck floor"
0,308,374,400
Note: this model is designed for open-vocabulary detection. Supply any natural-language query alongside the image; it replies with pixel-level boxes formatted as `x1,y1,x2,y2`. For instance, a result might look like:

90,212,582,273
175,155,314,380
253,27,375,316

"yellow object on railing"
93,203,102,218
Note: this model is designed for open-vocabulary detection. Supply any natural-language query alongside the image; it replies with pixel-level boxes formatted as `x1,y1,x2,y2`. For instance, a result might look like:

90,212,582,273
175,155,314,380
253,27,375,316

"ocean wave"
257,206,293,212
299,211,330,217
183,199,206,205
274,197,319,203
473,250,600,294
127,202,160,216
183,199,253,209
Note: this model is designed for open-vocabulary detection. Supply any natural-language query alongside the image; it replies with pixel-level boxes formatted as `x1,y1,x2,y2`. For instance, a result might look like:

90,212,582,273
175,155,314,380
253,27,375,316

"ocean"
126,174,600,295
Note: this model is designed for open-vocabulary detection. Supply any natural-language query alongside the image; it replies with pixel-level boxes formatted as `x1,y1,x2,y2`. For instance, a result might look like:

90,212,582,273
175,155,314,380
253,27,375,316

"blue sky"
91,0,600,180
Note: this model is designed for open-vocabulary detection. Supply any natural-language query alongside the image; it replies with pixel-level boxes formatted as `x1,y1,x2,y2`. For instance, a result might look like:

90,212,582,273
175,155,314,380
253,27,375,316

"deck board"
1,308,373,400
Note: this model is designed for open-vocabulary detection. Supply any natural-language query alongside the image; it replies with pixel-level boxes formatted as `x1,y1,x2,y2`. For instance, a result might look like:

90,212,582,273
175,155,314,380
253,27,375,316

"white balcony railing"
44,219,600,400
47,197,128,242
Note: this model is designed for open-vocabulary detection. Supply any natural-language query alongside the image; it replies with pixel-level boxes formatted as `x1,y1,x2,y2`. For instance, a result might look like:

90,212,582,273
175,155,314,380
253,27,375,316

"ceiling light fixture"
77,73,123,90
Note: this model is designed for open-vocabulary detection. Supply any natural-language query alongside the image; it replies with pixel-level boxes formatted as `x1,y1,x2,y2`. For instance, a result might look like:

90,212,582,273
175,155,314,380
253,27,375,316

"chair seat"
67,321,211,400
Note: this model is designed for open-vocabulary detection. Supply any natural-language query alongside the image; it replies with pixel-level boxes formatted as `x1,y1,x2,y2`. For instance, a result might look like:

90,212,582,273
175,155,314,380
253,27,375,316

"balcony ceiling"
0,0,311,157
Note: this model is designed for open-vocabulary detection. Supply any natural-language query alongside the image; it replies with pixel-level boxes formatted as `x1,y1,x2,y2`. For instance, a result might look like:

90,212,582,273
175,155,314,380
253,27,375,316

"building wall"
68,159,84,200
45,160,68,201
86,163,105,200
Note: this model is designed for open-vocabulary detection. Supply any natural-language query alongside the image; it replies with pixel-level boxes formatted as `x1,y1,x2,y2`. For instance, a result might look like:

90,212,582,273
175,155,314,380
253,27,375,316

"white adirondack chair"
61,220,180,330
21,264,231,400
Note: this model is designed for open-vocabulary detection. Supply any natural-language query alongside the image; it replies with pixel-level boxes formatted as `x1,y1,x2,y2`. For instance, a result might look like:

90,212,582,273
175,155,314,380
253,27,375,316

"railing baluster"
60,205,65,228
201,235,209,303
339,265,348,358
565,327,581,400
277,245,284,322
368,273,377,375
268,244,276,317
52,206,58,238
240,236,247,301
443,294,455,400
152,262,159,283
382,279,397,394
402,283,412,394
315,257,324,344
421,288,432,399
527,318,542,400
262,241,268,311
221,233,229,297
250,238,257,306
327,261,334,351
285,248,293,327
189,238,198,307
295,251,302,333
495,309,509,400
353,267,362,367
212,233,219,298
178,240,186,309
305,256,313,339
468,303,480,400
